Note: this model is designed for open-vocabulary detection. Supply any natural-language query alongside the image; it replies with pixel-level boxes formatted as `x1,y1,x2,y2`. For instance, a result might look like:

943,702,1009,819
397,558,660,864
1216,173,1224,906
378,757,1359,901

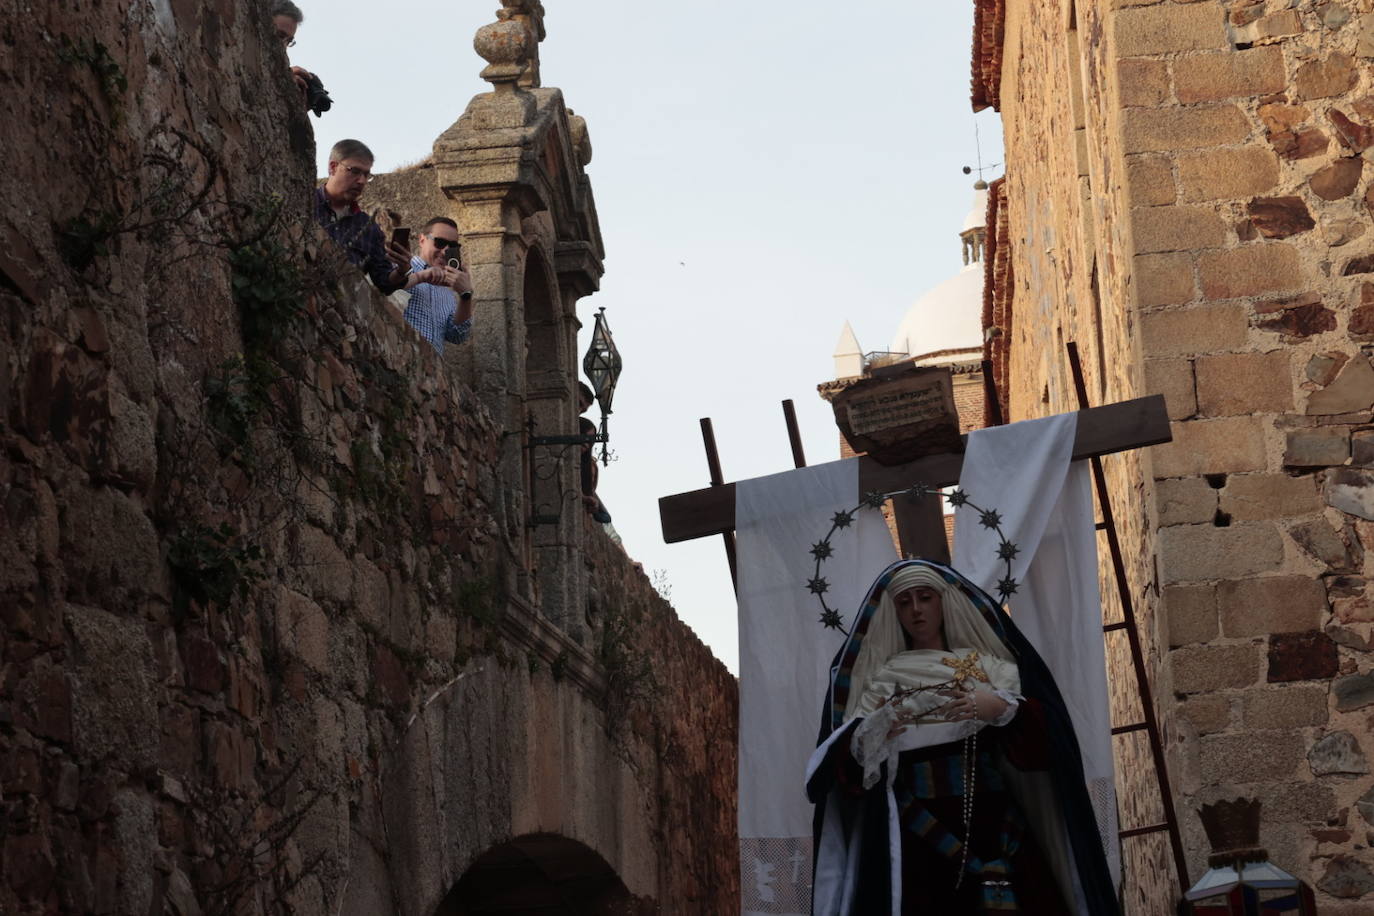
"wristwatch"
459,291,473,301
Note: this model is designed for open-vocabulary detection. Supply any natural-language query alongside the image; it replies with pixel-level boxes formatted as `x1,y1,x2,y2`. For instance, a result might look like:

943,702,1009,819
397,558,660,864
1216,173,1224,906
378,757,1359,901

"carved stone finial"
474,1,546,90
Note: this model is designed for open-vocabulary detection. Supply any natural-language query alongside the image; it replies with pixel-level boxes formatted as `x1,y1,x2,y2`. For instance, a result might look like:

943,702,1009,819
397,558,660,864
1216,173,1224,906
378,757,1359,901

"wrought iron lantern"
1180,799,1315,915
524,307,623,527
582,306,622,466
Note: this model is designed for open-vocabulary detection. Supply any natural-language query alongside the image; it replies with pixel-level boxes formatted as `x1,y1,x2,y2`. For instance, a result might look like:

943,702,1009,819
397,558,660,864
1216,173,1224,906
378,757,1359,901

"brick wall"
987,0,1374,910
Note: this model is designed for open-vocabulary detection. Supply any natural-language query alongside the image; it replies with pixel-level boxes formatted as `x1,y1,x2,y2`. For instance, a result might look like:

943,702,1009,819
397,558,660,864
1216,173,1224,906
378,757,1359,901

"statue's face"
894,585,944,650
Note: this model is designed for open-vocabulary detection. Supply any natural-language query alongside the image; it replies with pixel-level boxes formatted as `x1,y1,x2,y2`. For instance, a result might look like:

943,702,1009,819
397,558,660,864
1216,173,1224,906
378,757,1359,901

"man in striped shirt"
399,217,475,354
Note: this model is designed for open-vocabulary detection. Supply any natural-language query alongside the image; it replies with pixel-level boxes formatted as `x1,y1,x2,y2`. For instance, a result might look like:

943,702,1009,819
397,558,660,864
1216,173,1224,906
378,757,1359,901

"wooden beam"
659,394,1170,544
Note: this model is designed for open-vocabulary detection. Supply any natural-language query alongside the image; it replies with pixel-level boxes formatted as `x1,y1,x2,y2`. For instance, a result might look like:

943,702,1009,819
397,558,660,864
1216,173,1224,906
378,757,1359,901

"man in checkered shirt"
399,217,475,354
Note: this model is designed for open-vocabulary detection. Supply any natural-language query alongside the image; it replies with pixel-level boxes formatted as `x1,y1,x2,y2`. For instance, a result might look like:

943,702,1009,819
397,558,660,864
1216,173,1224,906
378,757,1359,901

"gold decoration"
940,650,990,688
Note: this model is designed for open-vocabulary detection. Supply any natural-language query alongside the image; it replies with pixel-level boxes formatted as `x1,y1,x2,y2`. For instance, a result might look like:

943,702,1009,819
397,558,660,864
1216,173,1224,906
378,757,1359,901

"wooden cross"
658,370,1190,893
658,394,1171,563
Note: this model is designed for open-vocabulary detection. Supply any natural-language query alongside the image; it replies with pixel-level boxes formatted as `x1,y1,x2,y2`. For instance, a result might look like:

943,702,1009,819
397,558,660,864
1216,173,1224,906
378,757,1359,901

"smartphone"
446,242,462,270
390,227,410,250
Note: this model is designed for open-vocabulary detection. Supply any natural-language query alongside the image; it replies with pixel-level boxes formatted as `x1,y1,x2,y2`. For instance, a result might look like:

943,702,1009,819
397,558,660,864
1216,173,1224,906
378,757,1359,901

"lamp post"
582,306,622,466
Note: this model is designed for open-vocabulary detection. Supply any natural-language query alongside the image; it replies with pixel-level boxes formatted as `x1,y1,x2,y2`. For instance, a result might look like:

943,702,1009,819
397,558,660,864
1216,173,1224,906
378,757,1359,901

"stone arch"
522,243,568,397
434,833,652,916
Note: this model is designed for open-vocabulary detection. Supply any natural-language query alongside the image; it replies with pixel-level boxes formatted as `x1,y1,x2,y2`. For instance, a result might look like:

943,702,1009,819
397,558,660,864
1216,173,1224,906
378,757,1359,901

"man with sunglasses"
314,139,411,295
398,217,476,354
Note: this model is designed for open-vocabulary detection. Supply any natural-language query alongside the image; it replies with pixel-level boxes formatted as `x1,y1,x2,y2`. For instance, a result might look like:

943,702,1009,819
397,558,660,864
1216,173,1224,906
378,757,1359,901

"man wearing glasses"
314,139,411,294
270,1,314,103
398,217,476,354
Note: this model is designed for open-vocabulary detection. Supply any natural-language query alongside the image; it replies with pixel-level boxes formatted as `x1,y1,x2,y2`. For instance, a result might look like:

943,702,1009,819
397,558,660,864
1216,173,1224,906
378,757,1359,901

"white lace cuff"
988,689,1020,727
850,707,899,791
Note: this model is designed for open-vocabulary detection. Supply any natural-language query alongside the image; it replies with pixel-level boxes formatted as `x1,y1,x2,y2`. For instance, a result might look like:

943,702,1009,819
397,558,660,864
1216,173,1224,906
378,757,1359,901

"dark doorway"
436,833,651,915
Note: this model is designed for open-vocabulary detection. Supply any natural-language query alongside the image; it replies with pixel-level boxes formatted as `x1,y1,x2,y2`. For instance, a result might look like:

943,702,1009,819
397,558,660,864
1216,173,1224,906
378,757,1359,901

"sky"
299,1,1004,673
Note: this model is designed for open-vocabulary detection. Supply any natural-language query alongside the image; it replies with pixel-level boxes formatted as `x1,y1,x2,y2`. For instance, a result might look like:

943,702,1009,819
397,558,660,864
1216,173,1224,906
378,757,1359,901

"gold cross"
940,650,990,688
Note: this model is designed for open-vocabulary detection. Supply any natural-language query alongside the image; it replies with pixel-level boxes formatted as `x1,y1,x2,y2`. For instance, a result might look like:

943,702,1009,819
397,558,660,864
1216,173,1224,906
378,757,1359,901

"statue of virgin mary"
805,559,1120,915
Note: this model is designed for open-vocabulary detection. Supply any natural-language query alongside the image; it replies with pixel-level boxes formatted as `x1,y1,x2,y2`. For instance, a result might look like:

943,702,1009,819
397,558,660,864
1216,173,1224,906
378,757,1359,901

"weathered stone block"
1269,126,1332,161
1233,9,1302,44
1153,417,1267,479
1118,58,1171,108
65,604,158,771
1268,631,1339,682
1296,51,1359,100
1327,468,1374,520
275,586,330,672
1132,205,1226,253
1309,356,1374,414
1310,157,1365,201
1220,473,1317,520
1308,351,1350,386
1178,148,1279,202
1246,196,1314,239
1157,477,1216,527
1351,305,1374,336
1179,694,1231,735
1309,731,1370,776
1334,671,1374,711
1159,522,1284,582
1352,430,1374,467
1199,730,1301,783
1330,109,1374,154
1172,644,1260,692
1174,48,1285,103
1124,106,1251,155
1195,350,1292,416
1127,155,1176,206
1291,517,1362,571
1242,686,1328,729
1140,305,1247,356
1359,784,1374,827
1319,856,1374,899
1116,3,1227,56
293,525,352,605
1285,428,1350,467
1218,576,1327,637
1199,244,1303,299
1135,253,1197,308
1259,101,1310,134
1254,293,1335,339
1345,253,1374,276
1144,357,1197,419
1164,583,1218,645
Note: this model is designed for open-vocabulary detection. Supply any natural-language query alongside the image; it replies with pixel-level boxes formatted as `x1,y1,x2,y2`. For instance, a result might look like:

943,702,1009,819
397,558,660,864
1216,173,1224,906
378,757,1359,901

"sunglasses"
428,237,460,251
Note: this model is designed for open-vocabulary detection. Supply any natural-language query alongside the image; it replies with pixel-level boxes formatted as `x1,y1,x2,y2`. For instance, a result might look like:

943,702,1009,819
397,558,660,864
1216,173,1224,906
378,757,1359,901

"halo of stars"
809,484,1020,630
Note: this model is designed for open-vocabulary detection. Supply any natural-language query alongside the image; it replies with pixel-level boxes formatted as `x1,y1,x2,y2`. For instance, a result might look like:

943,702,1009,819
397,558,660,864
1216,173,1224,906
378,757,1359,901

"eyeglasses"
342,165,374,182
427,237,460,250
276,31,296,48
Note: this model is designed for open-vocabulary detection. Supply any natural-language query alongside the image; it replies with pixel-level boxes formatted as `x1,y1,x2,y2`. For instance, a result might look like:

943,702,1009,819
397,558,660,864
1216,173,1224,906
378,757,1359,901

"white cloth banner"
951,412,1122,891
736,458,897,915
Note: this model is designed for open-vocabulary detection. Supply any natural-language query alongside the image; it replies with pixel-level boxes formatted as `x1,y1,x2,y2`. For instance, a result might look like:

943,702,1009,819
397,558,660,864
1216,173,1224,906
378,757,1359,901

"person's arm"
365,227,410,295
438,265,475,339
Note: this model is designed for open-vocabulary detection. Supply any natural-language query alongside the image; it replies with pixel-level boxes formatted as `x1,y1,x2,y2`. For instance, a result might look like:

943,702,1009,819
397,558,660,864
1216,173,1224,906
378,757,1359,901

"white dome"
890,263,985,357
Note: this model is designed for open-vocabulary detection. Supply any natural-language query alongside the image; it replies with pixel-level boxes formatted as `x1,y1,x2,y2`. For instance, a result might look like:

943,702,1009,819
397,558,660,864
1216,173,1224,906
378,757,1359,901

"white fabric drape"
951,413,1122,891
736,458,896,915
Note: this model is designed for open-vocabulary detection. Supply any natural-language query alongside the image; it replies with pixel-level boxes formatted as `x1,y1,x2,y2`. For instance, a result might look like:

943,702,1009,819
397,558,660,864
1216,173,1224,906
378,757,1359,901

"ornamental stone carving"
474,1,546,89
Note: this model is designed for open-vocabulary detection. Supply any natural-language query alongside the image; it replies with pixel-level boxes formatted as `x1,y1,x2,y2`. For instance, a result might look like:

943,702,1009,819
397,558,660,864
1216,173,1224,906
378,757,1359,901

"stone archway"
434,833,652,916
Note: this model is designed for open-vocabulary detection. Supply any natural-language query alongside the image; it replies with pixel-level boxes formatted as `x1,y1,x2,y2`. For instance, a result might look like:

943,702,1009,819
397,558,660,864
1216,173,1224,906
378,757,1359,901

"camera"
303,72,332,118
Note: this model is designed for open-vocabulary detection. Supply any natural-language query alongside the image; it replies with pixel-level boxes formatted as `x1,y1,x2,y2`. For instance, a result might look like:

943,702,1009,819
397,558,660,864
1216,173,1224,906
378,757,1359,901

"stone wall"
984,0,1374,911
0,3,736,914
